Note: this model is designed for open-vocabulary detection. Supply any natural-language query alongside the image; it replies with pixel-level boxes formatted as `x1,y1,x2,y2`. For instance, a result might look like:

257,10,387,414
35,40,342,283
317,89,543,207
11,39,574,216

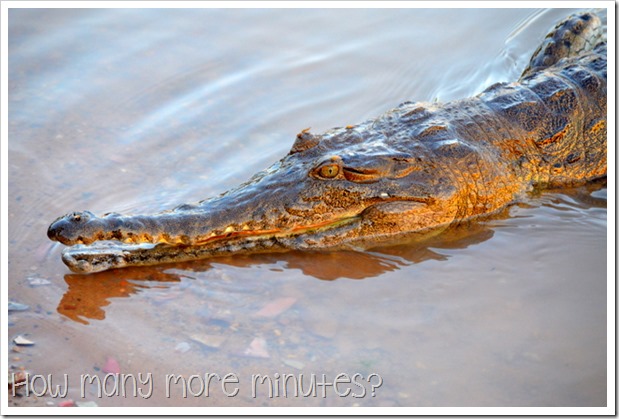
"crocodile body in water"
48,11,607,273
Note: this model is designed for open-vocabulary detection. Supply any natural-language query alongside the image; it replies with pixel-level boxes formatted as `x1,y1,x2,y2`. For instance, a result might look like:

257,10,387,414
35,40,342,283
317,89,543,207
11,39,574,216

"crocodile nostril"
69,210,95,223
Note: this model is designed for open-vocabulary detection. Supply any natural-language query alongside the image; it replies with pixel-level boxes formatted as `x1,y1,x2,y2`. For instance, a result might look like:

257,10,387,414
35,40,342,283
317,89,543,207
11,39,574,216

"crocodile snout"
47,211,97,244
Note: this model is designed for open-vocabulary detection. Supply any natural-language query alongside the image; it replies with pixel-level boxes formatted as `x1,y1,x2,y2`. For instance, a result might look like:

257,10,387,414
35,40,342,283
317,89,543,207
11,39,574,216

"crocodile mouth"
60,214,363,274
55,196,436,274
193,215,359,245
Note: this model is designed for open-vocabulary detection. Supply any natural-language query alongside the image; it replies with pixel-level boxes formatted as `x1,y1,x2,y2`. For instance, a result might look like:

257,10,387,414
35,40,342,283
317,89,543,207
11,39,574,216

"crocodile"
48,11,607,273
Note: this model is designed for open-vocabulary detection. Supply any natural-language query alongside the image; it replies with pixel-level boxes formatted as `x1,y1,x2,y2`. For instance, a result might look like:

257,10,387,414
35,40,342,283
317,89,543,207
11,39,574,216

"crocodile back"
478,48,606,187
468,12,607,189
521,11,606,79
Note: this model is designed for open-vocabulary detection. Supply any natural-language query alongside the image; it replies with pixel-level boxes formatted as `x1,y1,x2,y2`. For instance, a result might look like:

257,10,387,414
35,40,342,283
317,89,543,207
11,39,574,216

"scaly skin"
48,12,607,273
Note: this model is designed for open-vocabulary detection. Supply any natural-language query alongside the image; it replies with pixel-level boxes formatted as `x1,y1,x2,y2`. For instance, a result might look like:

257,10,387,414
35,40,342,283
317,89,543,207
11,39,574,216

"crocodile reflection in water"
48,12,607,273
57,218,498,323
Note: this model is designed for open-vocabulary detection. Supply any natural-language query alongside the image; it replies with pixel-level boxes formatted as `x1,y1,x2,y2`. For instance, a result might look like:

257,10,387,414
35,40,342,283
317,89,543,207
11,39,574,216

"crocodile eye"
311,156,343,180
318,164,340,178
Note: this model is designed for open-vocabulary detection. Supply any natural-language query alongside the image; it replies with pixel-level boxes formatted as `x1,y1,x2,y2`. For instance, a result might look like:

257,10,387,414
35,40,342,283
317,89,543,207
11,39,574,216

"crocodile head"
48,122,461,273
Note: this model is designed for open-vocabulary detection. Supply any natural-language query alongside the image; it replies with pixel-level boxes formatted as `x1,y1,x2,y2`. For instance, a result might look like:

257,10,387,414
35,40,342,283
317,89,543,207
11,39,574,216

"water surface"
8,8,606,408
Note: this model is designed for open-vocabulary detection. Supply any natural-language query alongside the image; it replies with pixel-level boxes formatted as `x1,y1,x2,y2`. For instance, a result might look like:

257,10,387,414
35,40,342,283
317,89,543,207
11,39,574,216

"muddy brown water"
8,8,607,408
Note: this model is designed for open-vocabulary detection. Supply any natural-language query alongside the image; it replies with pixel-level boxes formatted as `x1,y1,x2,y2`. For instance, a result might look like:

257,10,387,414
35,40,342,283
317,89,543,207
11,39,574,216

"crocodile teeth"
224,226,235,233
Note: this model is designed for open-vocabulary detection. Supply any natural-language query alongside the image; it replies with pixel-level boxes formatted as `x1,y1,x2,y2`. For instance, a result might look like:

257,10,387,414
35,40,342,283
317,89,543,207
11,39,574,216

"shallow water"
7,8,607,408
